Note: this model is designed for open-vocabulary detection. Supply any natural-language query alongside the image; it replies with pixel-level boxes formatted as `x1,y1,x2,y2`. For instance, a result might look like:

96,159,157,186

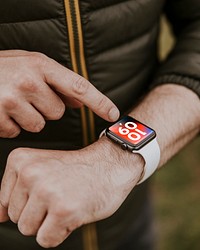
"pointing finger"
43,58,120,122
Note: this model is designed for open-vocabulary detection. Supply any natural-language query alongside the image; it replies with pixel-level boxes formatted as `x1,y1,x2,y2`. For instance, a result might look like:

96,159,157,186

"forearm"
130,84,200,167
92,83,200,185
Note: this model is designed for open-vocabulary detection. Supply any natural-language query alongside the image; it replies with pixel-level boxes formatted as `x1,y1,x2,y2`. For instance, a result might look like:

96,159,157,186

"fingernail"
109,107,120,121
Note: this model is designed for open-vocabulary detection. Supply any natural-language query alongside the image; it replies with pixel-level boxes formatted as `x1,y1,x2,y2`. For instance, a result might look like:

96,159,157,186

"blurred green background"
152,17,200,250
153,138,200,250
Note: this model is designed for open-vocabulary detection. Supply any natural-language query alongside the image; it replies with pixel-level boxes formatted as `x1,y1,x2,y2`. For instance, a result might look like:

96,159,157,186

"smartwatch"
100,116,160,184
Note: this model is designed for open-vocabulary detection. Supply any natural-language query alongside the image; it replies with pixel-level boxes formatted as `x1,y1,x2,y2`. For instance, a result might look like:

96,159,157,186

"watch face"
107,116,156,150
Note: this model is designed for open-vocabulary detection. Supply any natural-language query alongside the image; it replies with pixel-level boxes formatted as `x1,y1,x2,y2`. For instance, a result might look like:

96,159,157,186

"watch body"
102,116,160,184
106,116,156,151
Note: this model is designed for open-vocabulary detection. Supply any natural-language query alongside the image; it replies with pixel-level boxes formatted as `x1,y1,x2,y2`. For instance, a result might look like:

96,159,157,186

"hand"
0,50,119,138
0,137,143,248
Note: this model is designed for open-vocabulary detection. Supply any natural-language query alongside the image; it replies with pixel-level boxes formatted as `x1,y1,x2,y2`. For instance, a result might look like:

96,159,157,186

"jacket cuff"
151,74,200,98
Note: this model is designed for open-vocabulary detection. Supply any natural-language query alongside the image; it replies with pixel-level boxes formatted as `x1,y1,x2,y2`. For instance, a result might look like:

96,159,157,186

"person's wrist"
85,136,145,186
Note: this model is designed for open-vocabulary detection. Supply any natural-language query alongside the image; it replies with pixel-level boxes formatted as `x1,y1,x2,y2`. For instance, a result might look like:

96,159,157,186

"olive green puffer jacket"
0,1,200,250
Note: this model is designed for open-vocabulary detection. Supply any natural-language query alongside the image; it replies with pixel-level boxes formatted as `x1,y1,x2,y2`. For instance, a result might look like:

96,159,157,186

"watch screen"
108,116,156,147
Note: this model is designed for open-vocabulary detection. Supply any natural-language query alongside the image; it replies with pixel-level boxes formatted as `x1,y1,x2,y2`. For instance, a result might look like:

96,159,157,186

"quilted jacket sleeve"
152,0,200,97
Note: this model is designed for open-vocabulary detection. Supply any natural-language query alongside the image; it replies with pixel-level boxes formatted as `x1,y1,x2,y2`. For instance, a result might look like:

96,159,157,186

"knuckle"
52,201,80,220
8,128,21,138
18,77,38,93
1,95,18,110
18,223,32,236
8,148,29,165
37,237,54,249
72,76,89,96
35,184,56,201
53,207,69,218
8,209,18,224
30,52,47,62
28,119,45,133
67,220,82,232
50,103,65,120
18,165,37,185
18,166,31,181
0,199,8,209
0,126,21,138
29,52,48,68
53,204,74,218
96,96,108,112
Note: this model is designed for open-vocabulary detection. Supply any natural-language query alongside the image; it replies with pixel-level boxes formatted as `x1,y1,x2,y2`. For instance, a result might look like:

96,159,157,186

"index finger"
43,58,120,122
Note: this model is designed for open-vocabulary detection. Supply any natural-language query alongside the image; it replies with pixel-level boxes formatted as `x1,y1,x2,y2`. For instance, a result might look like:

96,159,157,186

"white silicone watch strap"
133,138,160,185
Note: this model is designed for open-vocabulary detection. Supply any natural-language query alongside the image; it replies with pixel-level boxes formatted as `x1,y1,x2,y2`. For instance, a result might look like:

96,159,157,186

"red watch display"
106,116,156,150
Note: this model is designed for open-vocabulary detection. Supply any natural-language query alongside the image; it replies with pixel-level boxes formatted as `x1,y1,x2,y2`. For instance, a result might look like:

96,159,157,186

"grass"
152,137,200,250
